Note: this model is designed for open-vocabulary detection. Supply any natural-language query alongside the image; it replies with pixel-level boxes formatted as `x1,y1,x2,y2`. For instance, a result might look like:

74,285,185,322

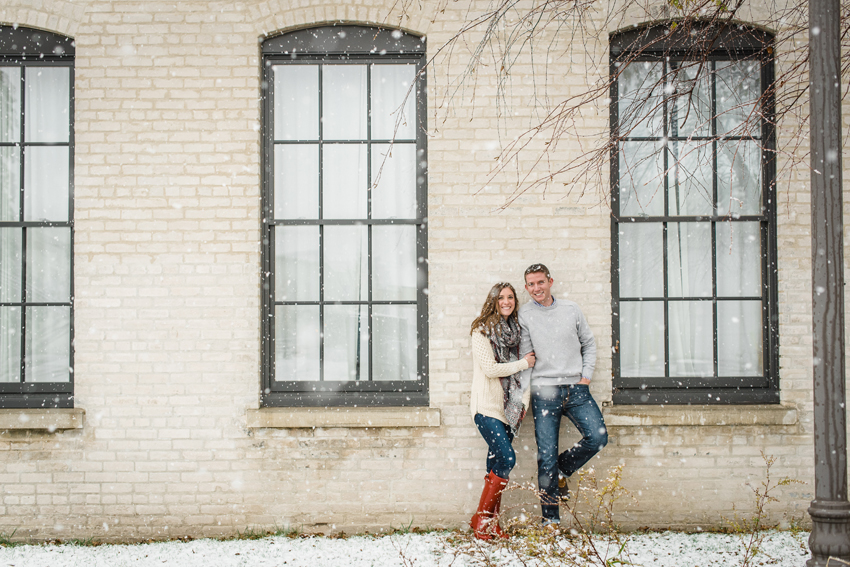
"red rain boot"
470,471,509,540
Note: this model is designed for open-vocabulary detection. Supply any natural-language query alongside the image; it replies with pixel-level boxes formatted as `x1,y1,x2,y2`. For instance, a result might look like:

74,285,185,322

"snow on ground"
0,530,809,567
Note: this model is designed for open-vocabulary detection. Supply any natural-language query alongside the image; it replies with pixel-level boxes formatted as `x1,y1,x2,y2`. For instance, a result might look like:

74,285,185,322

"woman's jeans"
531,384,608,522
474,413,516,480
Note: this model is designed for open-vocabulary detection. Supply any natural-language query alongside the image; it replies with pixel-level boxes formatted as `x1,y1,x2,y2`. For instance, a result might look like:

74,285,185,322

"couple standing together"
468,263,608,539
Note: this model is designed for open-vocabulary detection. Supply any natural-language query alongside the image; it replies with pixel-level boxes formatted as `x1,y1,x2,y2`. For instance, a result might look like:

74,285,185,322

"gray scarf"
487,317,526,435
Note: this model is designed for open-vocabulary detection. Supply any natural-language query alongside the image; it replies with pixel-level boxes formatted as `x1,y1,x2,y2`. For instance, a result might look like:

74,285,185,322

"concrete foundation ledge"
247,407,441,429
0,408,85,431
602,403,797,427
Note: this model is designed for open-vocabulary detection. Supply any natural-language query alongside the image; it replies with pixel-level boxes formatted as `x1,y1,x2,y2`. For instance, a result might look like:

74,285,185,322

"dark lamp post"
807,0,850,565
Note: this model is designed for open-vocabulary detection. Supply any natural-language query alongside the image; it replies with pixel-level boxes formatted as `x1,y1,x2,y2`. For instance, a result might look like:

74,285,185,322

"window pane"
274,305,319,381
274,65,318,141
373,225,417,301
26,227,70,303
322,144,367,219
618,223,662,298
0,67,21,143
372,304,417,381
25,306,70,382
372,143,416,219
619,301,664,377
619,141,664,216
0,146,21,221
24,146,69,222
25,67,70,143
718,300,763,376
716,221,761,296
668,142,713,216
323,226,368,302
672,61,711,138
667,222,711,297
371,64,416,140
323,65,366,140
0,228,21,302
275,226,318,301
274,144,318,219
717,141,761,216
262,31,428,402
618,61,663,138
716,60,760,137
668,301,713,377
0,307,21,383
323,305,369,381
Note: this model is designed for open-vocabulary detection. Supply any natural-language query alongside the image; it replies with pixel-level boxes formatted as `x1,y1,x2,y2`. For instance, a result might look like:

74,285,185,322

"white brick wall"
0,0,840,540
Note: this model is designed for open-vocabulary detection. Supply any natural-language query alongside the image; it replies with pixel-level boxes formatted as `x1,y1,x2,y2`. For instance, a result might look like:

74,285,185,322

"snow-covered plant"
442,464,636,567
722,451,804,567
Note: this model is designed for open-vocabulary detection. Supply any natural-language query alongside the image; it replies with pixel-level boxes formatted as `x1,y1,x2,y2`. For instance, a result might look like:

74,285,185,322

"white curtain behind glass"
715,61,763,377
667,222,713,377
716,221,763,375
322,65,366,140
273,61,419,384
618,223,664,377
618,60,763,380
0,68,20,382
371,64,415,140
323,66,367,382
369,65,419,383
23,67,71,383
25,67,70,143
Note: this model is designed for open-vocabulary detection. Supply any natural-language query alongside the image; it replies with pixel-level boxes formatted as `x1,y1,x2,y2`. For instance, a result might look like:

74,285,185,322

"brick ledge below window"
602,403,797,427
0,408,85,431
247,407,441,429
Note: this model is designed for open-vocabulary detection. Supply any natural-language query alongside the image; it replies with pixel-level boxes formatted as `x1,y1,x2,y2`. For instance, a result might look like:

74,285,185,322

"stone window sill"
247,407,441,429
602,403,797,427
0,408,85,431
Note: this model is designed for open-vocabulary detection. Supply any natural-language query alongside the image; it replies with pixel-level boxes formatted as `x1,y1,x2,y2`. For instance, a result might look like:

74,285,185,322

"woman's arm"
472,332,529,379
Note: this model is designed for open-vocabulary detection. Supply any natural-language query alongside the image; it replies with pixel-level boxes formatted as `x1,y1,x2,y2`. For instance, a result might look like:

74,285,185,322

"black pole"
808,0,850,564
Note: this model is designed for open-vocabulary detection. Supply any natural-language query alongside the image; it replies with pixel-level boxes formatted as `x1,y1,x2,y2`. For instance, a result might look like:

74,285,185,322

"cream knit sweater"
469,331,531,423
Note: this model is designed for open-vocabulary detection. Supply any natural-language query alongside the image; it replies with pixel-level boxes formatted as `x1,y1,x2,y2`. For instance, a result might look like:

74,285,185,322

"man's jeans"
531,384,608,522
474,413,516,479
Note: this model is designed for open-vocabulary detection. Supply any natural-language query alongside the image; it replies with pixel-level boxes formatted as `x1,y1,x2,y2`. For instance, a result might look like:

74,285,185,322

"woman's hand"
524,352,536,367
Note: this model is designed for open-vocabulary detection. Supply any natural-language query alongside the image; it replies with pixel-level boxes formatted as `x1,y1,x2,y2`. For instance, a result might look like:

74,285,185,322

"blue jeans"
531,384,608,522
474,414,516,480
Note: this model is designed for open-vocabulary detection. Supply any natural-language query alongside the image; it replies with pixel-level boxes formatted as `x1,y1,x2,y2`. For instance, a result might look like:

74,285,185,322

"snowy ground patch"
0,530,809,567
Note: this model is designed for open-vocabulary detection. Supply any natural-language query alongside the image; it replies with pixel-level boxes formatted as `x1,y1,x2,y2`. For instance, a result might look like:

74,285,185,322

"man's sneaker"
558,474,569,499
541,518,561,533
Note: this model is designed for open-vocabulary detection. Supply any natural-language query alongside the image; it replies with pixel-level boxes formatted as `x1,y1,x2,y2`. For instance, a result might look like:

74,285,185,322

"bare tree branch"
382,0,850,210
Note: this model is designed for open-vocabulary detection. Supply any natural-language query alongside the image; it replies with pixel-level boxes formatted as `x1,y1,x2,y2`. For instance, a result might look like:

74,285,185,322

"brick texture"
0,0,841,540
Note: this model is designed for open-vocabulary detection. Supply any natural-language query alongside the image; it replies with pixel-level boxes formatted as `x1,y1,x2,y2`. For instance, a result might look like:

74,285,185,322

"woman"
469,282,535,540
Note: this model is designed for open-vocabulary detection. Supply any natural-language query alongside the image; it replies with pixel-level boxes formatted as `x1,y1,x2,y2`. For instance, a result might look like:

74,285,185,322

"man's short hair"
524,263,551,280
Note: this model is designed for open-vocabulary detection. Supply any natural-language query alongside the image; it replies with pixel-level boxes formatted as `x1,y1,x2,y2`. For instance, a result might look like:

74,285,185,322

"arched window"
260,26,428,407
610,23,778,404
0,26,75,408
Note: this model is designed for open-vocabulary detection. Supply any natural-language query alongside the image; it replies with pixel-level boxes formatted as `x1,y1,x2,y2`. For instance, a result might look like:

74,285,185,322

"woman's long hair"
470,282,519,335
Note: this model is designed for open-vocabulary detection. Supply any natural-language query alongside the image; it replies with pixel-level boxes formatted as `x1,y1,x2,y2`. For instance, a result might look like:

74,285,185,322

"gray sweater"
518,299,597,386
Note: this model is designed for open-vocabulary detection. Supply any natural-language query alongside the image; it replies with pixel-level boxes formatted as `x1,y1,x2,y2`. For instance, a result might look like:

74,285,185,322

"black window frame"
260,25,429,407
610,24,779,405
0,26,75,409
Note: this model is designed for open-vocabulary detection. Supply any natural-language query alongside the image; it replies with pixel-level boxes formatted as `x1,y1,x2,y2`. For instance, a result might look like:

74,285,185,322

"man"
518,263,607,527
